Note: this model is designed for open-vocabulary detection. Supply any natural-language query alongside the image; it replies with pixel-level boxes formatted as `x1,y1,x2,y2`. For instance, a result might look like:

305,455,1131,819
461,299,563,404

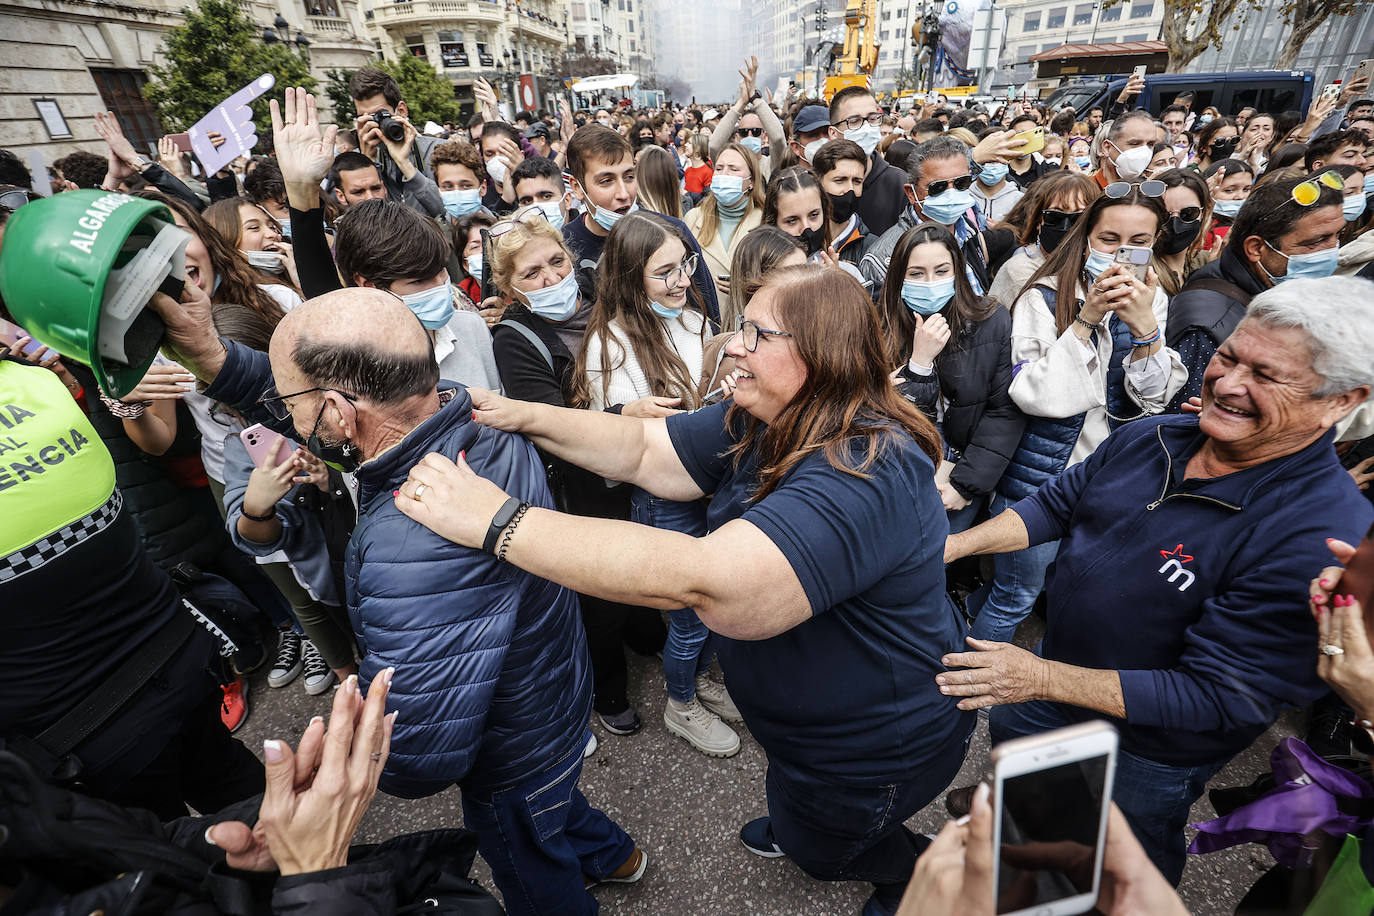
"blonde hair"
946,127,978,147
489,215,576,301
694,143,765,249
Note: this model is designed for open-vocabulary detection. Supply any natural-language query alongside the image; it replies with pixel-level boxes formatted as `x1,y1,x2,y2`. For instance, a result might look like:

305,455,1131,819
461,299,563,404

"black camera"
372,108,406,143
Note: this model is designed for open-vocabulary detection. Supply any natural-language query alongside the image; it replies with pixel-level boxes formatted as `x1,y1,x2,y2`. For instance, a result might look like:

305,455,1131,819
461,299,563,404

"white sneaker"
663,697,740,757
694,675,743,723
583,731,598,758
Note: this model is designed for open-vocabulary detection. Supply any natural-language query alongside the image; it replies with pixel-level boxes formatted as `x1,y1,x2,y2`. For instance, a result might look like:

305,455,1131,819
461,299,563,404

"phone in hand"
1114,245,1153,283
1354,59,1374,92
1011,126,1045,155
991,721,1118,916
168,132,192,153
1337,521,1374,632
1131,64,1147,81
479,227,499,303
240,423,289,469
0,318,49,358
1320,82,1343,104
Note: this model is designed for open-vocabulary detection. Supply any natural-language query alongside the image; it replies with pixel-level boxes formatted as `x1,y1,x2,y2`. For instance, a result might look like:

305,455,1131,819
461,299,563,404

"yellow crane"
824,0,880,101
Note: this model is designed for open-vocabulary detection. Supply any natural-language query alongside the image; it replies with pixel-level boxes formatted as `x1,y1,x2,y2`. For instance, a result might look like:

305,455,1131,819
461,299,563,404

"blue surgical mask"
977,162,1008,187
739,136,763,153
712,174,747,208
590,199,638,231
845,122,882,156
1084,246,1116,280
1197,114,1214,125
918,186,975,225
522,270,580,320
1365,173,1374,195
1073,155,1093,170
536,200,566,231
400,282,455,331
1263,240,1339,283
1344,194,1368,222
650,300,683,319
277,218,292,240
1212,197,1244,219
442,188,482,219
901,278,956,316
466,253,483,283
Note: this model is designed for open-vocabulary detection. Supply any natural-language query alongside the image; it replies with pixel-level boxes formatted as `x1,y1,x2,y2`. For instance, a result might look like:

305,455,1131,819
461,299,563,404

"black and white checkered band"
0,490,123,584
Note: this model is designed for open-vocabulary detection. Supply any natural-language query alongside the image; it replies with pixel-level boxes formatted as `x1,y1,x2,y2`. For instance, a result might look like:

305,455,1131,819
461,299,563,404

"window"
1046,6,1066,28
1015,43,1037,62
1041,42,1060,52
1130,1,1154,16
477,40,493,66
1073,3,1093,25
405,35,427,60
1121,32,1148,41
1023,11,1040,30
91,69,162,155
308,0,340,16
882,9,891,19
1099,4,1121,21
439,30,469,67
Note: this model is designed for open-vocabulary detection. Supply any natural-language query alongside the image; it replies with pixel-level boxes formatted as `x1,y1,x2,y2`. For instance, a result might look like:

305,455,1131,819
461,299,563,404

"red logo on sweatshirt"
1159,544,1193,563
1157,545,1196,592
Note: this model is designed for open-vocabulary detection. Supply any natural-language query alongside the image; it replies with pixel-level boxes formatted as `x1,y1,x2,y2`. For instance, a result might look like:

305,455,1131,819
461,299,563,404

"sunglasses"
1041,208,1083,229
1171,206,1203,223
1290,170,1344,206
1103,179,1166,200
924,174,975,197
736,126,764,138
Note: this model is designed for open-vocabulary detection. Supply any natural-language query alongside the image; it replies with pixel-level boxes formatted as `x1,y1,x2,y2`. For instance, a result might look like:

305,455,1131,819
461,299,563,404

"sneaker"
945,785,977,819
739,816,785,858
861,892,900,916
583,731,599,758
585,848,648,889
664,697,740,757
694,674,743,723
597,707,642,736
220,677,249,732
268,628,303,688
301,640,337,696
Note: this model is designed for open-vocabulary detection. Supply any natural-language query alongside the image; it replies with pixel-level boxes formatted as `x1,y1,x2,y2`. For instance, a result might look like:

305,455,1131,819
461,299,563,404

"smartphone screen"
996,754,1110,914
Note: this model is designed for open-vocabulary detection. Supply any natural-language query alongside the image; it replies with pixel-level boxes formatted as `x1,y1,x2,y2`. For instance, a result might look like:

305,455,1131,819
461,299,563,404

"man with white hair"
939,276,1374,884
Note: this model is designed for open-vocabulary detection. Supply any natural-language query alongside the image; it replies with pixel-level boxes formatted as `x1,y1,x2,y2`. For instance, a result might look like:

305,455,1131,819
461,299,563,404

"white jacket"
583,310,708,409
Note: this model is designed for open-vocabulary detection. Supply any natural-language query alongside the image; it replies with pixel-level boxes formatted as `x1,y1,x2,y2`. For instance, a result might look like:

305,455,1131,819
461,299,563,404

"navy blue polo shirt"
666,402,974,782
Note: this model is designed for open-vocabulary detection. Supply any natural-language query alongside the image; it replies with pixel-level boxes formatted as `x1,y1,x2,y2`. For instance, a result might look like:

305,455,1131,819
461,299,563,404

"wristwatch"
484,496,522,555
133,155,154,172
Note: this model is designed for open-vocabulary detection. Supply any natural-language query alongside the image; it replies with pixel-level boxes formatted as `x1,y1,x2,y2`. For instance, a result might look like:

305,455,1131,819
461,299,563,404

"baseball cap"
793,105,831,136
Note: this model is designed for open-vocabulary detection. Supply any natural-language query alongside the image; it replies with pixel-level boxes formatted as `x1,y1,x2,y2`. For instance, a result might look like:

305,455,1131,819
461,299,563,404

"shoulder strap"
496,319,555,374
1184,276,1253,305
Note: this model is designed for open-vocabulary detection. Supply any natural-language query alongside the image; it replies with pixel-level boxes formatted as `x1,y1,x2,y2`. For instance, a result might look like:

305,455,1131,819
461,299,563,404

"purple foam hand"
189,74,277,176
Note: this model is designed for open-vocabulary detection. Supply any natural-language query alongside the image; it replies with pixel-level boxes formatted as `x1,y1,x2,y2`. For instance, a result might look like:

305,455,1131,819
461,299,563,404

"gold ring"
414,484,427,500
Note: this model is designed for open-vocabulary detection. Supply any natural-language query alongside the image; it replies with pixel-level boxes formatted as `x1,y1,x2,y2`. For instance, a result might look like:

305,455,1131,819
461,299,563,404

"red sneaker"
220,677,250,733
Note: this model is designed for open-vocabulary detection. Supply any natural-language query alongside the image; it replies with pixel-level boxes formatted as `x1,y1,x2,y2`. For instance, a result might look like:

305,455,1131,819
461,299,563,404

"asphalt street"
236,614,1291,916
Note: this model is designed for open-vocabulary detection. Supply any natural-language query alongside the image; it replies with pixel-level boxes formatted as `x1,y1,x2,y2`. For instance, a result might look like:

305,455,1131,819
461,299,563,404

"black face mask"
306,399,361,472
799,225,826,255
1156,216,1202,256
1037,209,1081,254
827,190,858,223
1209,137,1238,159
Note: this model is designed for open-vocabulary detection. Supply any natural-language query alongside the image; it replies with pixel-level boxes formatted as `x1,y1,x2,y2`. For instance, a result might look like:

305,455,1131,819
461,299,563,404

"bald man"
152,287,646,914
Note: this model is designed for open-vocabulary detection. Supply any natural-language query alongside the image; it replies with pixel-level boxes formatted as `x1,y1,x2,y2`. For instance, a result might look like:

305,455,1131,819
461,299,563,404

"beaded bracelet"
99,394,151,418
496,502,531,563
1072,315,1103,332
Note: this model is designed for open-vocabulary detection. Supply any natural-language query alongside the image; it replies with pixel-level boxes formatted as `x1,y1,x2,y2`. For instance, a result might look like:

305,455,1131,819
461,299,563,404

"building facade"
1,0,375,164
1191,2,1374,89
997,0,1163,89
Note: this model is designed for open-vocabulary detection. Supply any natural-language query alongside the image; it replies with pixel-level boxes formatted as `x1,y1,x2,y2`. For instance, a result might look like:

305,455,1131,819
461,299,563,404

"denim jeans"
989,698,1225,885
461,748,636,915
966,491,1059,643
630,487,713,703
946,493,986,535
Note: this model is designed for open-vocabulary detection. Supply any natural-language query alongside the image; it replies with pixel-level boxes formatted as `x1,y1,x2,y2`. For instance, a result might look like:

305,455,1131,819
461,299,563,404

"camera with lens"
372,108,407,144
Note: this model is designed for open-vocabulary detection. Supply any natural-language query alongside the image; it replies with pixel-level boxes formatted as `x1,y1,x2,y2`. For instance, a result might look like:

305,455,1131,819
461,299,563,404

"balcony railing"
308,15,349,32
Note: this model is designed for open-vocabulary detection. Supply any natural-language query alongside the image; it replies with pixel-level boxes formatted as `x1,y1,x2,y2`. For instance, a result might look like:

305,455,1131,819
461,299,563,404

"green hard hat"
0,189,189,398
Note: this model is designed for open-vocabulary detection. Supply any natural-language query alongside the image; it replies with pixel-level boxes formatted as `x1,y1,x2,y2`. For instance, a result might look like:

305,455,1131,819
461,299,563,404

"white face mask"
845,122,881,156
803,138,826,163
1109,142,1153,181
486,155,510,186
241,249,285,274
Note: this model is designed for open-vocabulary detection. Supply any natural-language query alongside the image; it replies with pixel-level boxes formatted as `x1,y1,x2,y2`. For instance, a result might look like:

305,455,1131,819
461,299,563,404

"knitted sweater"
582,310,708,410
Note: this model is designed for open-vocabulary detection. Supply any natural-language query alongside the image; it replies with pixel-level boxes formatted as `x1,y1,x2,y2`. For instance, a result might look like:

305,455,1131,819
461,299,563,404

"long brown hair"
727,264,942,500
879,223,996,367
762,166,833,250
725,225,804,332
694,144,765,249
634,145,684,220
573,212,707,409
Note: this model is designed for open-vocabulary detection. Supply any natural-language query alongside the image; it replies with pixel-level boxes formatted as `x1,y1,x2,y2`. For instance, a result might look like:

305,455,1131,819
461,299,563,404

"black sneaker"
268,628,303,688
739,816,785,858
597,707,642,736
301,640,337,696
1307,694,1354,757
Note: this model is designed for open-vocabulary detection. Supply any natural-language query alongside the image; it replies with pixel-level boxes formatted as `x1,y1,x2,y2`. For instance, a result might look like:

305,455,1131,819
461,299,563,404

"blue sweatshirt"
1015,414,1372,767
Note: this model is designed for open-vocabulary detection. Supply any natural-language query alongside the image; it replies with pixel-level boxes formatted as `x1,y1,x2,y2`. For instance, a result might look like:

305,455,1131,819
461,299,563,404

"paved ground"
237,622,1291,915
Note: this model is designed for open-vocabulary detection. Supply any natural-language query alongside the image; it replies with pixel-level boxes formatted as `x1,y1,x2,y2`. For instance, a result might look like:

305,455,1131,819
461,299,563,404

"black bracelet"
240,507,276,522
484,496,522,555
496,503,531,563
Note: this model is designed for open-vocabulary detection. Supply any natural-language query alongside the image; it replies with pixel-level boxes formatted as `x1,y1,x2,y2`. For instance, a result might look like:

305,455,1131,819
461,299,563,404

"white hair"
1243,276,1374,398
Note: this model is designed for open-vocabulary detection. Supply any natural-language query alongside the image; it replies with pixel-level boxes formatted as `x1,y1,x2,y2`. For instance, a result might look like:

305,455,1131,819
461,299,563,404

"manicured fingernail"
975,782,991,807
1340,594,1355,607
940,686,950,694
387,710,399,726
1313,594,1326,605
309,715,323,725
346,674,358,694
955,814,971,827
263,739,283,762
383,666,395,686
472,410,477,420
460,450,466,461
1320,579,1332,588
392,489,399,497
204,825,219,847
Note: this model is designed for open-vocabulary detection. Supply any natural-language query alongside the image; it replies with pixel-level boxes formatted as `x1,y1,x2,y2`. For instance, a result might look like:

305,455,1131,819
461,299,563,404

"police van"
1045,70,1314,118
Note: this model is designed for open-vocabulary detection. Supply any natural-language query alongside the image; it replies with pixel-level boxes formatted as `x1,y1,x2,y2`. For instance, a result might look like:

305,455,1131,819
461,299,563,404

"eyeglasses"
923,174,975,197
736,319,793,352
257,385,357,422
736,126,764,138
490,205,549,238
1290,170,1345,206
1170,206,1203,222
0,188,30,210
832,112,883,131
1103,179,1166,200
647,253,699,290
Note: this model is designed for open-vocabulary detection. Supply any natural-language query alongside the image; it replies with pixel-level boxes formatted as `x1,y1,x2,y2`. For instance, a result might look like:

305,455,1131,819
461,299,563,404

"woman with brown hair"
203,196,303,294
761,165,831,258
394,263,976,916
633,144,686,220
684,142,766,317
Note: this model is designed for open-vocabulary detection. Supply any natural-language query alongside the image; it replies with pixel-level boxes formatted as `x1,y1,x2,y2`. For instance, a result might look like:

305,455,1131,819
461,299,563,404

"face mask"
277,219,292,240
803,138,826,162
712,174,748,208
977,162,1008,187
828,190,858,223
400,282,456,331
799,225,825,255
1343,194,1367,222
1197,114,1214,125
1157,217,1202,256
739,136,763,153
522,269,580,320
589,198,638,232
650,300,683,319
845,122,881,156
486,155,509,186
306,400,360,472
536,199,566,231
1084,245,1117,280
901,278,956,316
1365,173,1374,195
241,249,285,274
597,118,611,127
1209,137,1238,160
1212,197,1244,219
1039,224,1071,254
1262,240,1340,283
442,188,482,219
918,186,975,226
1073,155,1093,170
1109,142,1152,181
1044,157,1062,167
466,253,483,283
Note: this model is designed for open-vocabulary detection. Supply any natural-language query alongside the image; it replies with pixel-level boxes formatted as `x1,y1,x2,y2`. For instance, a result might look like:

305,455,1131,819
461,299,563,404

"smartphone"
1012,126,1045,156
1114,245,1153,282
1320,82,1343,104
1355,59,1374,92
926,89,939,105
239,423,289,469
1131,64,1147,81
479,227,499,304
169,132,192,153
991,721,1118,916
1336,520,1374,630
0,317,48,357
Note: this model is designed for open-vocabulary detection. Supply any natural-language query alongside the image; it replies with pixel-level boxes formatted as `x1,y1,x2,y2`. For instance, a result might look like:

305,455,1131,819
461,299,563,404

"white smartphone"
1114,244,1153,283
1320,81,1342,104
991,721,1118,916
1131,64,1147,81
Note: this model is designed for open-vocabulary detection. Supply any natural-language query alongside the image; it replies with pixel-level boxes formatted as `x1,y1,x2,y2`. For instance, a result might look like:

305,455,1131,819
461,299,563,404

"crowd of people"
2,56,1374,915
